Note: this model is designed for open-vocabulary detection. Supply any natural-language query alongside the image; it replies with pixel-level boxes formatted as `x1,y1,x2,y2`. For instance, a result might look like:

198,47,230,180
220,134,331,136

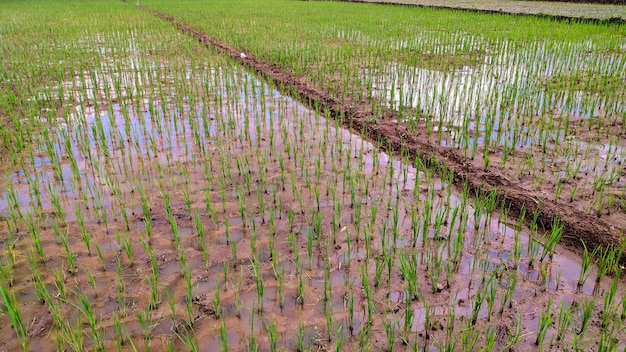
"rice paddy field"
344,0,626,21
1,0,626,351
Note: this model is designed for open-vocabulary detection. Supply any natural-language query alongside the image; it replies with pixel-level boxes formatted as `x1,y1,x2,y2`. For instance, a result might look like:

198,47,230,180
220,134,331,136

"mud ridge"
139,5,623,261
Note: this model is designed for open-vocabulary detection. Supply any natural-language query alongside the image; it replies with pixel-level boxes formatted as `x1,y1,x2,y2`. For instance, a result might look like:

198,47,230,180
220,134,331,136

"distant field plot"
344,0,626,20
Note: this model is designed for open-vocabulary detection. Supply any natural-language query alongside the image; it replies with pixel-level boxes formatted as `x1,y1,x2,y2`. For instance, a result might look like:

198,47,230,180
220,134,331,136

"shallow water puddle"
1,46,625,351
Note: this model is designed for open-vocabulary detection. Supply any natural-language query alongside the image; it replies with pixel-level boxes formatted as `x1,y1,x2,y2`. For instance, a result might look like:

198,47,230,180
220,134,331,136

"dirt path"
139,6,624,261
342,0,626,22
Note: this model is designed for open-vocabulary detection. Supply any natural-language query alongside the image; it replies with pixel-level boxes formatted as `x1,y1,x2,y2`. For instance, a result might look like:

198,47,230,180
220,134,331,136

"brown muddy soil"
141,6,624,260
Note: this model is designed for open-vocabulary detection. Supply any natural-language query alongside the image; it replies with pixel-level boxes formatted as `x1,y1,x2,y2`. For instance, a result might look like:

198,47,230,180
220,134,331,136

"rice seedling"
398,254,419,300
248,305,259,352
536,298,553,350
219,319,229,352
0,285,28,351
577,242,594,290
295,321,306,351
579,296,596,339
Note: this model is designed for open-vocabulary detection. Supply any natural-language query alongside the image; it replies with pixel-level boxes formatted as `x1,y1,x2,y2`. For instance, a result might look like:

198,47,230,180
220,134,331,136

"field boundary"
338,0,626,24
139,5,624,261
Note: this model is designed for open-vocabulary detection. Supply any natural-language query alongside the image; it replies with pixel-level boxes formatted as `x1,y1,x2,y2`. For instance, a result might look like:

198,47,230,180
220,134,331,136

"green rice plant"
147,262,161,310
348,284,356,334
219,320,229,352
223,262,229,291
598,326,619,352
115,255,126,317
307,227,313,270
277,268,285,310
47,181,65,224
296,268,305,305
460,319,479,351
174,324,200,352
61,315,84,352
500,270,518,314
231,235,238,264
51,264,67,299
122,232,134,267
579,296,595,338
324,290,334,342
251,258,264,313
527,236,541,269
184,267,194,327
204,187,217,223
213,280,222,319
266,321,278,352
374,255,386,289
540,219,563,262
84,266,97,297
556,301,573,342
165,287,177,325
535,298,553,349
444,298,457,351
382,313,398,350
0,285,28,351
92,241,106,271
76,289,105,351
113,311,124,350
3,235,16,270
194,212,209,268
577,242,594,290
75,205,92,256
242,308,257,352
601,268,620,330
470,281,486,326
26,248,46,304
358,319,372,351
250,220,258,260
423,299,432,340
25,213,45,263
334,324,345,352
595,245,617,283
361,265,374,326
485,274,497,321
426,244,444,293
398,254,419,300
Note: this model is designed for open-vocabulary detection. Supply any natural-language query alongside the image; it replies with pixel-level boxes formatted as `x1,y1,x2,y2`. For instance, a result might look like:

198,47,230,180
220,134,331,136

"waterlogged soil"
0,45,626,352
343,0,626,21
143,7,626,262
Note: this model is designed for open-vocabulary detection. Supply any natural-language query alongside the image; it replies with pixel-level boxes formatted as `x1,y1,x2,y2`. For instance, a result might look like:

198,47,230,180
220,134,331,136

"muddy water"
363,32,626,229
0,57,625,351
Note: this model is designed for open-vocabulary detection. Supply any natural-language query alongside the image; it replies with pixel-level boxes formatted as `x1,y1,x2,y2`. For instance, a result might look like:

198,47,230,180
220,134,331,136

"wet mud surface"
142,6,625,261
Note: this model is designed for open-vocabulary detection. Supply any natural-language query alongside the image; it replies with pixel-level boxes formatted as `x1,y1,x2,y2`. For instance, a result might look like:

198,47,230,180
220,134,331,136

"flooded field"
1,1,626,351
142,0,626,239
